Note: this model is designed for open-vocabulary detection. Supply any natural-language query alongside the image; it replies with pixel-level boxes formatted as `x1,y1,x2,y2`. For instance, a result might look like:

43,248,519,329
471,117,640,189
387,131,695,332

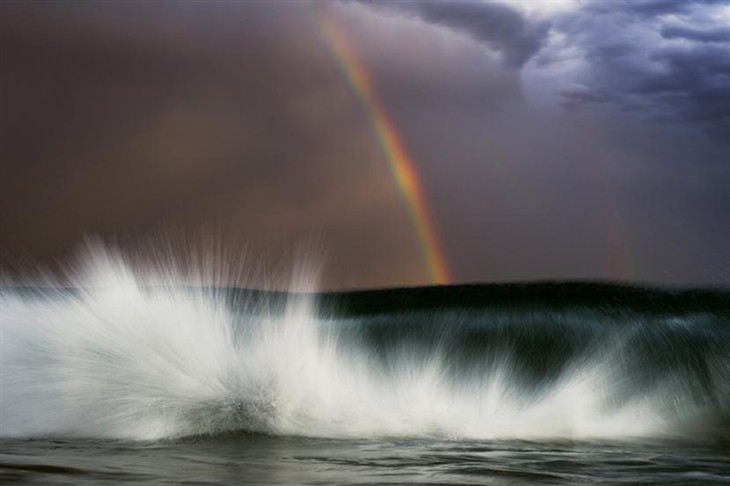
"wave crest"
1,250,727,441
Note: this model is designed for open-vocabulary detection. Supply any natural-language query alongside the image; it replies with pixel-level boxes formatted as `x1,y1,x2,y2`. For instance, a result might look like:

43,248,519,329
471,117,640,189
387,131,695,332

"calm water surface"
2,436,729,485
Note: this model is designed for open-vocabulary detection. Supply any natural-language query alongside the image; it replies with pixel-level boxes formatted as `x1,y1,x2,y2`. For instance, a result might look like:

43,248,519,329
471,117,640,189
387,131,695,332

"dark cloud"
356,0,729,141
1,0,728,287
353,0,549,67
661,24,730,43
0,0,426,287
588,0,724,16
339,1,730,284
544,0,730,141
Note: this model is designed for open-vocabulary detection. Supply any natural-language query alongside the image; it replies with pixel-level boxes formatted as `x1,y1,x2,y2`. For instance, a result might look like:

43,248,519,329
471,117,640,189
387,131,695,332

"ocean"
1,257,728,484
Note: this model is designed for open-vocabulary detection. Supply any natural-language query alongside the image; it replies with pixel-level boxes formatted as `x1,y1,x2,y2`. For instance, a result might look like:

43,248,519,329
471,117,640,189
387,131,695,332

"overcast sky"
1,0,728,289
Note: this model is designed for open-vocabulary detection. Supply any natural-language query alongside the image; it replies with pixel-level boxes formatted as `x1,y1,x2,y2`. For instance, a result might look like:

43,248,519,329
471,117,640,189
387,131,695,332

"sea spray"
1,248,728,441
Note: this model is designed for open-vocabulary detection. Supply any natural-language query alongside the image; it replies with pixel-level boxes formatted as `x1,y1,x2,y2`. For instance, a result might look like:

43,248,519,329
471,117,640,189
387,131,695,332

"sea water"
1,249,728,484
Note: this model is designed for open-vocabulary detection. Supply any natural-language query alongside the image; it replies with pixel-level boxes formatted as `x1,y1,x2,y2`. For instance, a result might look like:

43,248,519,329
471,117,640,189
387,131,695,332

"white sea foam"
0,248,719,440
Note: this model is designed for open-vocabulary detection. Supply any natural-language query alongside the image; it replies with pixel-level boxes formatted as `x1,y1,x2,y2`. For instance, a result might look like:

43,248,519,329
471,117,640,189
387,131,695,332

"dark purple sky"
1,0,729,289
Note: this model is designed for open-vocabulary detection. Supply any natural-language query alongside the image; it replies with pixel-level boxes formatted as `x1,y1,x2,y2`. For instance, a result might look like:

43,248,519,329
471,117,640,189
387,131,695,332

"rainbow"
320,18,450,285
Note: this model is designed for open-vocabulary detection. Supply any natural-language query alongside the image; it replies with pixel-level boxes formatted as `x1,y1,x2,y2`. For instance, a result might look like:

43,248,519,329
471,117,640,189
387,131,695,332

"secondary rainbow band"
320,18,450,284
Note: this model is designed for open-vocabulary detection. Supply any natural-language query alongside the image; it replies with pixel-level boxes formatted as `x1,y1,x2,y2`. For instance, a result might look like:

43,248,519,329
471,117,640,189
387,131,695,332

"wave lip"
1,254,728,441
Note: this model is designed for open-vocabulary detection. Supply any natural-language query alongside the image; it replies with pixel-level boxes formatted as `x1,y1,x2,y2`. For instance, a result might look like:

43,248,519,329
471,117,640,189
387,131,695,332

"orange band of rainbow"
320,18,450,284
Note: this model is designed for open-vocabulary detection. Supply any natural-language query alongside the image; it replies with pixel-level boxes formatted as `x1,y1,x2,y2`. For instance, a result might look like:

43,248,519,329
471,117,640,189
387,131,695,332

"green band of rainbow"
320,18,450,284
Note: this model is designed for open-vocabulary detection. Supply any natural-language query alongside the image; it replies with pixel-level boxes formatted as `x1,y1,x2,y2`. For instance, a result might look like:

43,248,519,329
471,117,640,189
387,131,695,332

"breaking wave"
1,249,728,441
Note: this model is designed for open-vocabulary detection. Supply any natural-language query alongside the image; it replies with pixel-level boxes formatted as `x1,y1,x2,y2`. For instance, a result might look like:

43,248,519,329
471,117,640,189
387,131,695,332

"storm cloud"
546,0,730,140
1,0,729,287
360,0,730,141
0,1,416,286
353,0,550,68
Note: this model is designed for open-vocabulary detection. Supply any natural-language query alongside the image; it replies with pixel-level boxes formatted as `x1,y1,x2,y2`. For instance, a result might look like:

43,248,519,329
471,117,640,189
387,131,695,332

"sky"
1,0,728,289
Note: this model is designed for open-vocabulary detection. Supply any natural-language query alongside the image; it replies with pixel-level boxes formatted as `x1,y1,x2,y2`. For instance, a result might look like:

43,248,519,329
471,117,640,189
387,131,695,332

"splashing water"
1,248,727,441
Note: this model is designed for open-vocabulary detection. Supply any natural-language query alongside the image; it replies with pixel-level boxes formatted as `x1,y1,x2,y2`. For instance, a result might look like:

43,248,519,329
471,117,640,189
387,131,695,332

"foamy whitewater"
1,249,728,442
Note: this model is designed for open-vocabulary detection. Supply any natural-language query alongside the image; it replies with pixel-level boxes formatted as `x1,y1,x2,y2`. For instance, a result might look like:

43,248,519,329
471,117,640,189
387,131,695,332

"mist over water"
1,247,728,443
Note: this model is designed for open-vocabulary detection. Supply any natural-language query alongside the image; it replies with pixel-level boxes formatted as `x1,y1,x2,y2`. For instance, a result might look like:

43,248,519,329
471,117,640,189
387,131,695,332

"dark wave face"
1,253,728,442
